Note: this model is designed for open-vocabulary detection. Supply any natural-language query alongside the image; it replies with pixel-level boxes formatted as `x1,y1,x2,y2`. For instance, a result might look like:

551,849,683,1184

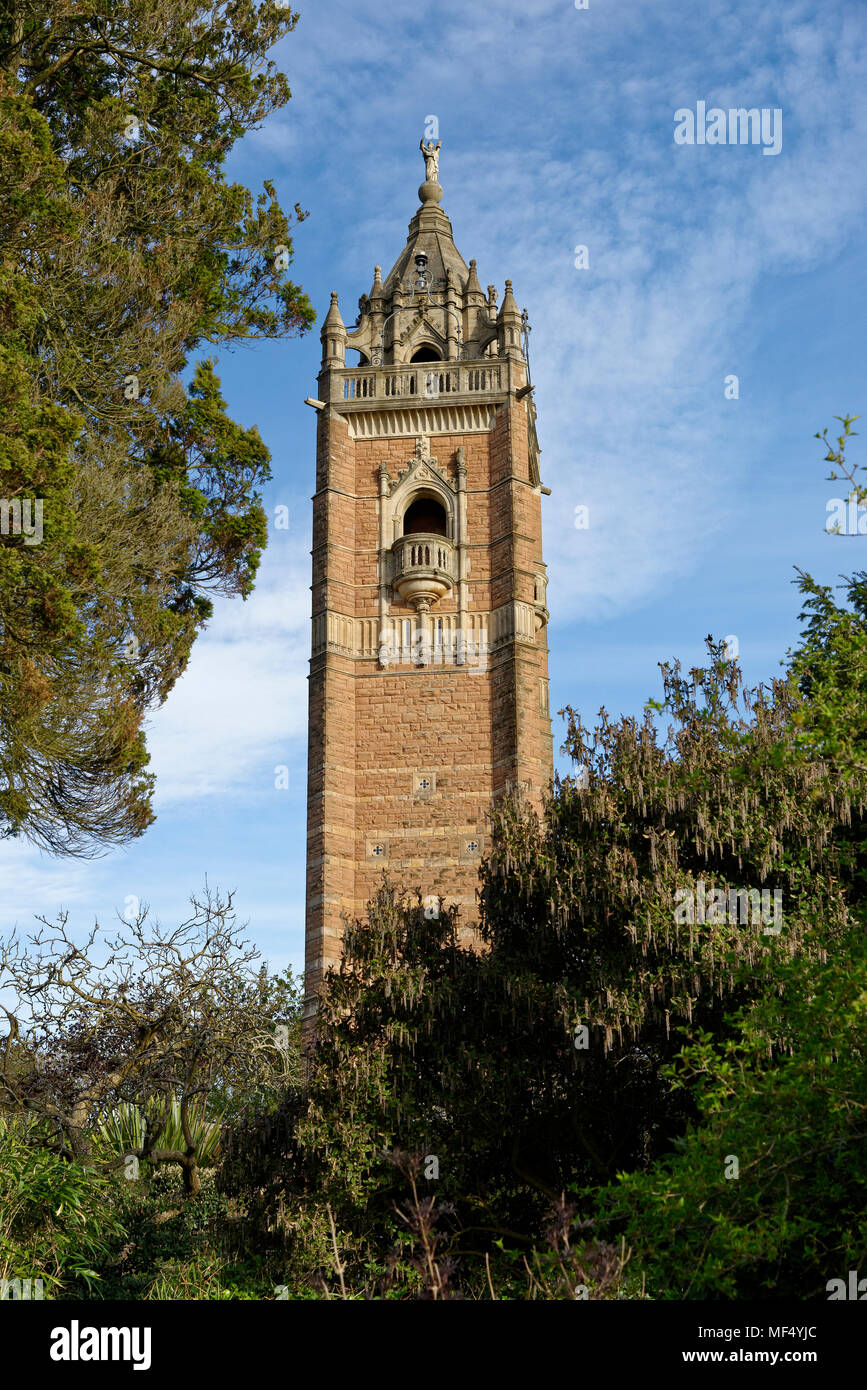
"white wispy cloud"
143,542,311,808
0,837,98,933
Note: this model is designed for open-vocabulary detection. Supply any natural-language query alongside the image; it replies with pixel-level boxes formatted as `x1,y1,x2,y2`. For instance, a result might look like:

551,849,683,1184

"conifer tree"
0,3,313,853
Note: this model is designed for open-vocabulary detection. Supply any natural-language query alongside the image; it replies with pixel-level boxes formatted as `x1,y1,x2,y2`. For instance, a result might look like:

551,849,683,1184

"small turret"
463,258,484,305
497,278,523,360
320,291,346,367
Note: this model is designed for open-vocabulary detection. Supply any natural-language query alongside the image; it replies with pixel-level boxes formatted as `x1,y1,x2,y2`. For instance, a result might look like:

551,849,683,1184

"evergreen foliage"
0,3,313,853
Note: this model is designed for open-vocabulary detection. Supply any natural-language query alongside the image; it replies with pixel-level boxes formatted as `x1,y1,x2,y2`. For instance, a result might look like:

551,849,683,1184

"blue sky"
5,0,867,979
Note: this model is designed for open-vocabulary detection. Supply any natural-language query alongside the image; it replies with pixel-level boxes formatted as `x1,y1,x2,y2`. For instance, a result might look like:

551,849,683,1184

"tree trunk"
182,1149,201,1197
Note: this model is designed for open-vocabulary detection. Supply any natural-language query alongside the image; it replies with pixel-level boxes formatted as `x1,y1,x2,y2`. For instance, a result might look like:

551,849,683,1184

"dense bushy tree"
600,489,867,1298
0,3,313,853
216,629,862,1294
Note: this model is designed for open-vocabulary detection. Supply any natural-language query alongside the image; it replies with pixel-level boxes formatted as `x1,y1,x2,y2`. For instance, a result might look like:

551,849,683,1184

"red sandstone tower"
304,141,552,1020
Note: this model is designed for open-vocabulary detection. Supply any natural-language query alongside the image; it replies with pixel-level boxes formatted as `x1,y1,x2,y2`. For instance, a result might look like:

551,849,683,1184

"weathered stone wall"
304,378,552,1013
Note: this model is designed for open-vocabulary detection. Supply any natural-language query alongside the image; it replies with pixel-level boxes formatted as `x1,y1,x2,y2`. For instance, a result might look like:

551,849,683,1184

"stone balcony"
338,359,507,403
391,532,455,611
321,357,522,441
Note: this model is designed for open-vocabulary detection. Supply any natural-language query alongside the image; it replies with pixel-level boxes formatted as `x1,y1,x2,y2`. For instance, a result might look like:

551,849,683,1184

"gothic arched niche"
386,439,456,545
410,345,441,363
403,495,448,536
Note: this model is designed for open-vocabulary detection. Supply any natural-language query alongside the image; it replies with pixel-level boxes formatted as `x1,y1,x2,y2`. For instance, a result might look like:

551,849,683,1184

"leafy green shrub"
0,1117,122,1296
83,1166,273,1300
599,920,867,1299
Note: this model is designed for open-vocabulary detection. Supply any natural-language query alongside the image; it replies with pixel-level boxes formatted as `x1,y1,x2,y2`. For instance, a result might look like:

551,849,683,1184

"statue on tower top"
419,138,441,183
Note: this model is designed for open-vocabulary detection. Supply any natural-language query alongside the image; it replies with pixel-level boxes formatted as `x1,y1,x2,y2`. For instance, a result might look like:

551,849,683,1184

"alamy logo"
674,103,783,156
0,497,44,545
1,1278,43,1299
826,1271,867,1300
674,880,782,934
379,627,488,672
50,1320,152,1371
826,497,867,535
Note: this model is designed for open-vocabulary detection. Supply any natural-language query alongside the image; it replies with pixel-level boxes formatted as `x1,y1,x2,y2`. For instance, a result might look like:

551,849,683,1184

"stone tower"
304,141,552,1019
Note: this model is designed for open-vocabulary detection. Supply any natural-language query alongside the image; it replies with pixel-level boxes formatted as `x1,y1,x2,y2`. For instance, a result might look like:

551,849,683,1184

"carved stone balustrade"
341,360,504,403
391,533,455,611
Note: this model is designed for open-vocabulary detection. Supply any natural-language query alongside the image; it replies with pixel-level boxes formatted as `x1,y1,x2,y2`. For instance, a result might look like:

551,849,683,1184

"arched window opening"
410,345,441,362
403,497,447,537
